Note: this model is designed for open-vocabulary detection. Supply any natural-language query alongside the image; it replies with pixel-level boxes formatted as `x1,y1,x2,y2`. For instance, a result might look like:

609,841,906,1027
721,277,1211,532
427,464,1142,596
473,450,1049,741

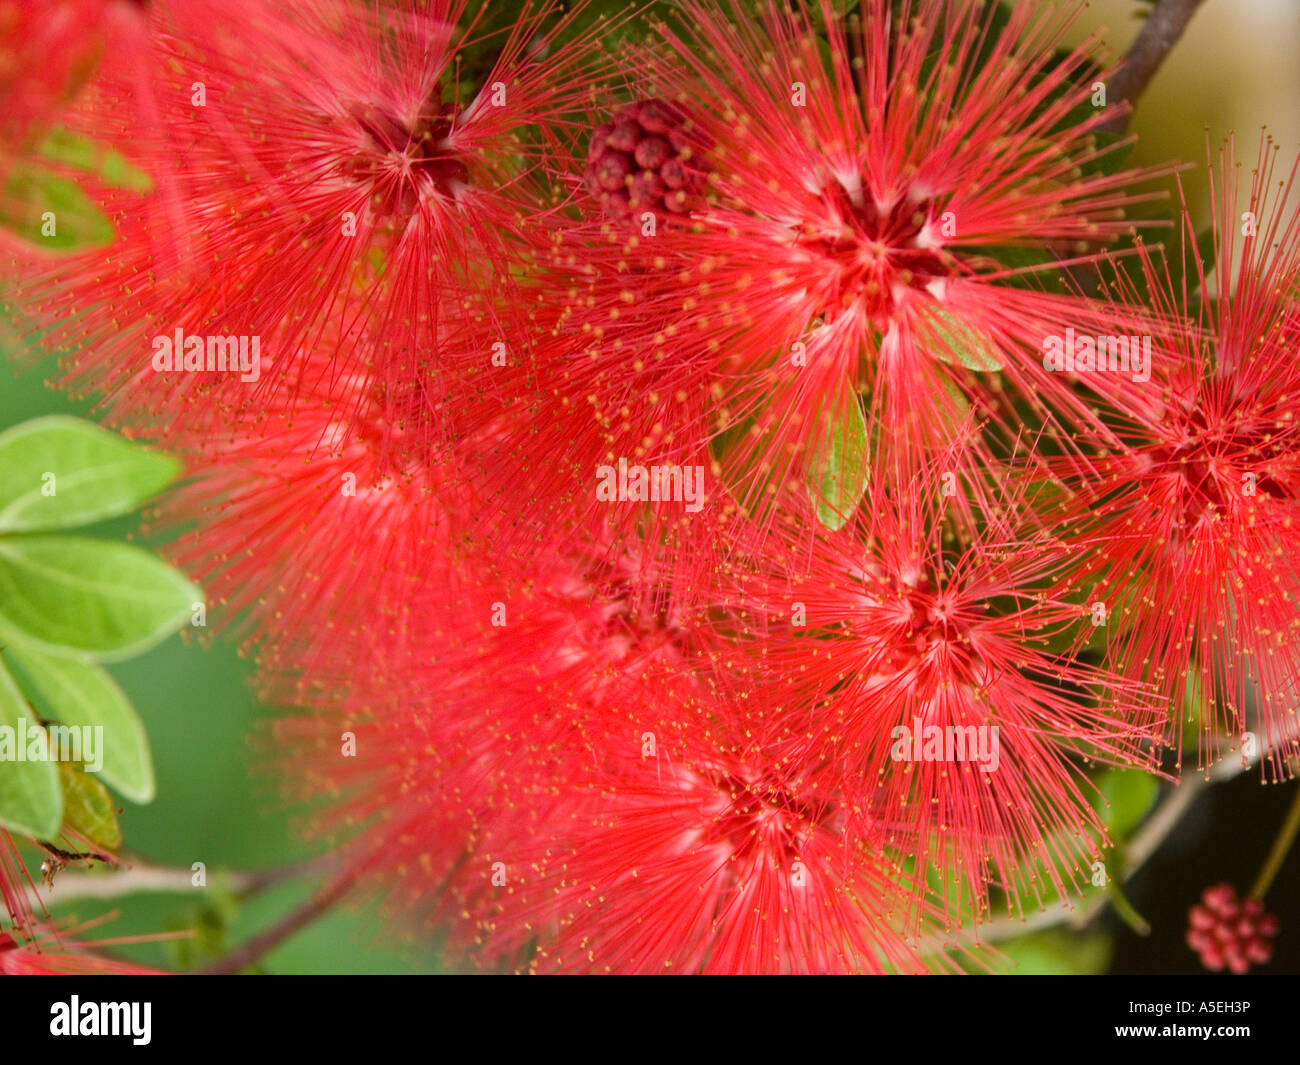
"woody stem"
1098,0,1211,135
1106,877,1151,937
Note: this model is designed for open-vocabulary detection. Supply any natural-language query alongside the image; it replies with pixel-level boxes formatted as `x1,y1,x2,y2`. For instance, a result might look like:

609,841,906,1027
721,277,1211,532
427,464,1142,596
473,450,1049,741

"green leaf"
0,160,114,251
0,416,180,533
925,306,1005,371
0,535,200,661
58,760,122,853
7,645,154,803
807,388,869,531
996,928,1113,975
0,658,62,838
1094,769,1159,838
36,128,153,193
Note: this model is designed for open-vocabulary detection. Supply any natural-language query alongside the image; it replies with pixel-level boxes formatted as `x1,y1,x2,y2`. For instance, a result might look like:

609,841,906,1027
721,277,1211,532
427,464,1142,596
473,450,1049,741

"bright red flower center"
864,571,976,673
343,95,467,218
706,771,829,864
1149,384,1295,525
802,181,952,324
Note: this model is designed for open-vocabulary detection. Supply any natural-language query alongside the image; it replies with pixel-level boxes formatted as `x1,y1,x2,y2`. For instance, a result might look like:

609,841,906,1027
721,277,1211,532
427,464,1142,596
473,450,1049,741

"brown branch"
197,867,360,975
1099,0,1211,134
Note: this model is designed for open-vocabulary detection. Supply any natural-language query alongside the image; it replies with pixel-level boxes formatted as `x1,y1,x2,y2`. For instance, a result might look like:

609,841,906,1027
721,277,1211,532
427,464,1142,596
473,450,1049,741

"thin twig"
26,854,337,911
198,868,360,975
1250,782,1300,900
1098,0,1211,135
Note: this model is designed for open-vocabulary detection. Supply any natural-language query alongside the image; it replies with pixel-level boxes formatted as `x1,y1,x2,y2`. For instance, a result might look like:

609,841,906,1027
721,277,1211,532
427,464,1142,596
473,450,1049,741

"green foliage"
996,928,1114,975
0,416,179,533
58,759,122,853
0,658,61,837
35,129,152,194
0,161,114,251
1094,769,1159,838
9,647,155,802
0,417,191,844
0,122,146,255
926,306,1005,371
0,535,198,660
1083,131,1137,179
807,386,869,531
965,243,1071,295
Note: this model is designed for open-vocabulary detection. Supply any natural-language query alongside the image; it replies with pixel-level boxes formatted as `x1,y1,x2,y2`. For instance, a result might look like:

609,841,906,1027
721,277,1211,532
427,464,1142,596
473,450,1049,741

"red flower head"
253,501,966,973
153,334,491,654
257,515,722,960
1063,137,1300,777
16,0,616,448
712,452,1167,921
474,691,964,974
500,0,1172,549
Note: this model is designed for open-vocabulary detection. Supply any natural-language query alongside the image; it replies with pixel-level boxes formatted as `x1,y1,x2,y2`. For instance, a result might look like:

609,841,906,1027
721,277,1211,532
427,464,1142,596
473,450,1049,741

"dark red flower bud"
1187,884,1278,974
582,98,705,224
